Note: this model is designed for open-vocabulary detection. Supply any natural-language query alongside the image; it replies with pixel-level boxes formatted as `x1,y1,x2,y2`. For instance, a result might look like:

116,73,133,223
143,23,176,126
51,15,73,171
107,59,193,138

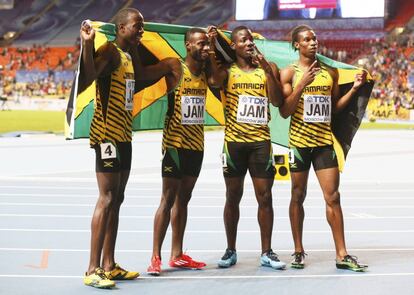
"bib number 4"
100,142,116,160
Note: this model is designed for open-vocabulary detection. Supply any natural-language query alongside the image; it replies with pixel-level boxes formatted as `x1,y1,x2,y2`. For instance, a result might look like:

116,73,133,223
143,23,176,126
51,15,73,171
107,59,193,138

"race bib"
236,95,268,125
303,95,331,123
181,96,205,125
100,142,116,160
125,79,135,111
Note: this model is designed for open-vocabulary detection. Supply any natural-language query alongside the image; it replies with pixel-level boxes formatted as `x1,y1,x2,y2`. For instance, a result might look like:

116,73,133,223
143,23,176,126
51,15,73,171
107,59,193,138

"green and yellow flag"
65,21,373,171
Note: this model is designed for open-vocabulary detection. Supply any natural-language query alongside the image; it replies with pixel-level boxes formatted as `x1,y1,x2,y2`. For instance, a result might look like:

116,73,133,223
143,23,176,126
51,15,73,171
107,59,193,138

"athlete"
279,25,368,271
80,8,143,288
142,27,221,276
210,26,286,270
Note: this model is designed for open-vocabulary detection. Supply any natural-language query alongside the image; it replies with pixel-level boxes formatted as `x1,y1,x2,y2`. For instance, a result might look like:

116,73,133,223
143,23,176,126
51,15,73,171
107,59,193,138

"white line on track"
1,247,414,253
1,202,414,209
1,273,414,279
1,176,413,185
2,193,414,200
1,213,414,219
1,187,414,193
1,228,414,233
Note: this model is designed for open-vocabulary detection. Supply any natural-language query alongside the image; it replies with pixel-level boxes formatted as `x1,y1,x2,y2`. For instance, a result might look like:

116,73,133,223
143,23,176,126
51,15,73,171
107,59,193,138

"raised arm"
330,68,367,113
78,21,119,92
205,26,228,88
252,45,283,107
278,61,319,118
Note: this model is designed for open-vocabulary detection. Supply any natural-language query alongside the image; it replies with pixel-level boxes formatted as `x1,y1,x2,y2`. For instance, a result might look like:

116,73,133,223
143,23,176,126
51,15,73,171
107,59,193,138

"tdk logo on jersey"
182,88,207,95
310,96,330,103
242,96,266,105
232,83,265,90
184,97,205,104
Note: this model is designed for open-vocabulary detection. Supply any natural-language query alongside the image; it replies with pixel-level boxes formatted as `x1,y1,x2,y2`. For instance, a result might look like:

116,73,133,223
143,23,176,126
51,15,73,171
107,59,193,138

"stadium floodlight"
0,0,13,10
3,31,16,40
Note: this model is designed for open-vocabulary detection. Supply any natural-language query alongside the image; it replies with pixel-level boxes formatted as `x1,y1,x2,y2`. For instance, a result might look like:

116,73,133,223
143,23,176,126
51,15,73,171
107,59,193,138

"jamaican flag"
65,21,373,171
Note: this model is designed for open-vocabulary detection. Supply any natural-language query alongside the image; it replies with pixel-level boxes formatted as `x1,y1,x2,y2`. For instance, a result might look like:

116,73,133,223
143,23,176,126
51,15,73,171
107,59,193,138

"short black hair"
113,8,141,32
184,27,206,43
231,26,250,42
290,25,313,50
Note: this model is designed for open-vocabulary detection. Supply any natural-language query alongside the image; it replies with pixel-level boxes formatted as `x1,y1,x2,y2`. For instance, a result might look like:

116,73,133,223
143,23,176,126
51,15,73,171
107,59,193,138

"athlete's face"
295,30,318,58
120,12,144,46
232,29,255,59
186,32,210,62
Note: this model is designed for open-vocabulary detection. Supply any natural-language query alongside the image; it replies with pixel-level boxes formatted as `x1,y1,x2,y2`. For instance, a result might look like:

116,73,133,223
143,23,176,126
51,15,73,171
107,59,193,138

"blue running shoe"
260,249,286,270
218,249,237,268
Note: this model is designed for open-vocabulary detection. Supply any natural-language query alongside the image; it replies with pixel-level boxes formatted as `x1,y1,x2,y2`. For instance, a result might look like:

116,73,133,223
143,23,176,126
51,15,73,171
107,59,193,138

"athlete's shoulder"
322,63,338,80
280,65,295,82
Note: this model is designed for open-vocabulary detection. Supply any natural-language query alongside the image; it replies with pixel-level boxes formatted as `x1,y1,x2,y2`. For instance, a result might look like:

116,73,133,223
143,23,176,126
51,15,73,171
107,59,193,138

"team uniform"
222,63,275,178
90,42,135,173
288,61,338,172
162,60,207,178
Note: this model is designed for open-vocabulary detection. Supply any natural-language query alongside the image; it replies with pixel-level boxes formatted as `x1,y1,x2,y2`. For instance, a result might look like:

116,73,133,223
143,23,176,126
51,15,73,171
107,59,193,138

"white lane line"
1,176,413,185
1,202,414,209
1,273,414,279
2,193,414,200
2,187,414,193
1,213,414,220
1,247,414,253
1,228,414,233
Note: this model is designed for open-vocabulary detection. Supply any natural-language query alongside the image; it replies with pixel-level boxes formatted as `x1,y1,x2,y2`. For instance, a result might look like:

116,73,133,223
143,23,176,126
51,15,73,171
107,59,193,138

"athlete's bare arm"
131,55,182,92
329,67,367,113
79,23,120,92
279,61,319,118
252,46,283,107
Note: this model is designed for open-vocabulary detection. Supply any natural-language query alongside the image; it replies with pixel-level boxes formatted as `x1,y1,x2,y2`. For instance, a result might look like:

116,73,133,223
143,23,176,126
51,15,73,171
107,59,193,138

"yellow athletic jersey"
90,42,135,147
289,62,334,148
162,61,207,151
224,63,270,143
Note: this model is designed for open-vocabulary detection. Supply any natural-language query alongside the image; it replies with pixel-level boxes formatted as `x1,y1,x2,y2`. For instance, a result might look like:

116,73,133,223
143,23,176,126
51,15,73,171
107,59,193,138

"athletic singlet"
90,42,135,147
289,62,334,148
162,60,207,151
224,63,270,143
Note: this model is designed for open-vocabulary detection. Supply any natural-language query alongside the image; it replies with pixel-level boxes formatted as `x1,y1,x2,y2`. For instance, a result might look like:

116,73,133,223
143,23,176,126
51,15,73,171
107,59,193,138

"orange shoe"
147,256,162,276
169,254,206,269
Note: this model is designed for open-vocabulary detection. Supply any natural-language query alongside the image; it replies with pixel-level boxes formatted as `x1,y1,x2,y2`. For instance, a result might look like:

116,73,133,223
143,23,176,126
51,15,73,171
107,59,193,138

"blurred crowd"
0,44,79,100
363,32,414,111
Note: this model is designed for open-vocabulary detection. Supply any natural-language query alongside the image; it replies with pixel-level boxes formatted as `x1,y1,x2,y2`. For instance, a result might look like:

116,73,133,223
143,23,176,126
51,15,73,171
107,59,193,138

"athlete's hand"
80,20,95,44
207,26,218,51
352,70,367,90
300,60,320,87
252,44,272,73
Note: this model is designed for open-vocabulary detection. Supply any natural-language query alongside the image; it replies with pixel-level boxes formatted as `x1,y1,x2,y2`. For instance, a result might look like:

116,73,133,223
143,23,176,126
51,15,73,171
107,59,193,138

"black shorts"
289,145,338,172
93,142,132,173
222,140,275,178
162,147,204,178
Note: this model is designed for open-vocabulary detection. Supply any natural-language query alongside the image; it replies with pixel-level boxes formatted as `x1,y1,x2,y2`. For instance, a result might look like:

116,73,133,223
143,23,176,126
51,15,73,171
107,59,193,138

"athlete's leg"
170,175,198,259
102,169,130,270
223,176,244,251
289,171,309,254
251,177,274,253
152,177,181,260
87,172,120,275
315,167,347,260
